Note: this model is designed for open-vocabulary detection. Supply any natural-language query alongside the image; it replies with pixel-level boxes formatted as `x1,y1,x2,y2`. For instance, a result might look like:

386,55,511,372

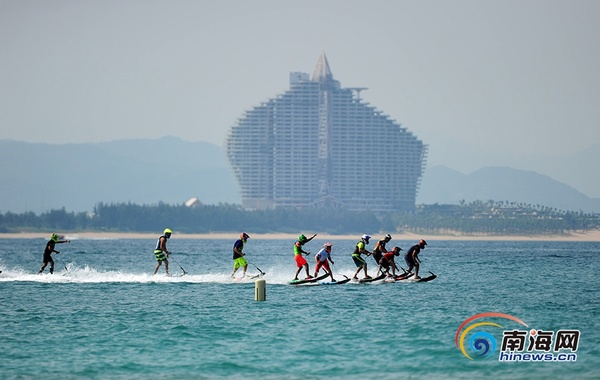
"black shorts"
42,252,53,264
372,252,382,264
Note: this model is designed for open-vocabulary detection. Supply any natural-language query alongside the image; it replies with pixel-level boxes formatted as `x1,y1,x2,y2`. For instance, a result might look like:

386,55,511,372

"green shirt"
353,241,365,256
294,242,303,255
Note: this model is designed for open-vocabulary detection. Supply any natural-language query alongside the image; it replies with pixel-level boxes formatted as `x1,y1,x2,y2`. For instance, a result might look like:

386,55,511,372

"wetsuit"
42,239,56,273
404,244,421,271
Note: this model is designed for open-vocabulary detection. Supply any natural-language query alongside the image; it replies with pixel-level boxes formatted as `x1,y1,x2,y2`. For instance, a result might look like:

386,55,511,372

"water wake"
0,264,388,285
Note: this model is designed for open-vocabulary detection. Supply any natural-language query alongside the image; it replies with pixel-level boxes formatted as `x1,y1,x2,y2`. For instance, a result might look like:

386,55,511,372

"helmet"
298,234,307,243
392,246,402,256
51,233,59,242
419,239,427,247
164,228,172,235
361,234,371,244
385,234,392,241
240,232,250,240
324,242,333,249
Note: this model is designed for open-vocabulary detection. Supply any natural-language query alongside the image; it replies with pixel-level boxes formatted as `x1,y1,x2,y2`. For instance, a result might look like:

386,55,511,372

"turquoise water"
1,238,599,379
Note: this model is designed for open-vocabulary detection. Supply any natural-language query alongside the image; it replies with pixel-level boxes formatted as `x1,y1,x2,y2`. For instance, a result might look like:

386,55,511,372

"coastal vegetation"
1,200,599,235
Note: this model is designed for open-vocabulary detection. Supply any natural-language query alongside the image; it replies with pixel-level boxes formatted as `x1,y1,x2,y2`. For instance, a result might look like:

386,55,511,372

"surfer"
378,246,401,277
352,234,373,280
292,233,317,281
373,234,392,273
314,242,335,282
39,233,70,274
405,239,427,280
153,228,172,275
231,232,250,278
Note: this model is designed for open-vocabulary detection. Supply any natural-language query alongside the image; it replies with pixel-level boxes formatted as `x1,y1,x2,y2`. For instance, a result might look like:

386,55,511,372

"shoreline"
2,230,600,242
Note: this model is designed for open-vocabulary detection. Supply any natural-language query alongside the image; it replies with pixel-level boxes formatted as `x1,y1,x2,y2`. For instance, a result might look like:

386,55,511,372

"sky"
2,0,599,197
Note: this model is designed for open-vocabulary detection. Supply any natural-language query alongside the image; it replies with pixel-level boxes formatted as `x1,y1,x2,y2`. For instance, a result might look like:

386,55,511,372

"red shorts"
315,260,330,272
295,254,307,268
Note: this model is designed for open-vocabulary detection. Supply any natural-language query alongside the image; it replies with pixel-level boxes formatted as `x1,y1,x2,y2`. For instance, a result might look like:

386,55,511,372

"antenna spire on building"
312,51,333,82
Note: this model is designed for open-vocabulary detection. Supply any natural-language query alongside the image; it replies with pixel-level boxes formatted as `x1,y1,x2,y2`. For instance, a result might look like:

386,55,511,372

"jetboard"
289,272,329,285
356,273,387,283
319,275,351,285
247,273,265,280
415,272,437,282
232,273,265,282
395,271,437,282
393,272,415,281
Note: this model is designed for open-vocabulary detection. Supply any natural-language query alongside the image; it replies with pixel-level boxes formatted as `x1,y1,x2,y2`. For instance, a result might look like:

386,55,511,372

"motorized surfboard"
289,272,329,285
319,275,351,285
357,273,387,283
395,271,436,282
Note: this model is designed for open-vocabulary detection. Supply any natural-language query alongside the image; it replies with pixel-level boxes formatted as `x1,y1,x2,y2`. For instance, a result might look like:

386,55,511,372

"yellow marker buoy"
255,279,266,301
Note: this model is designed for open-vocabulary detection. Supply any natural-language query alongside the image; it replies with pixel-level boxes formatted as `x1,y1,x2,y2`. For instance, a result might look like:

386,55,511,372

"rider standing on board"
153,228,172,275
231,232,250,278
405,239,427,280
314,242,335,282
372,234,392,274
39,233,70,274
351,234,373,281
293,233,317,281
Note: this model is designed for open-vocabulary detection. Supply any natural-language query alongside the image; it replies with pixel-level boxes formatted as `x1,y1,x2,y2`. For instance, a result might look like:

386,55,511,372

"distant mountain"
3,138,599,214
417,165,600,213
1,137,240,213
505,142,600,200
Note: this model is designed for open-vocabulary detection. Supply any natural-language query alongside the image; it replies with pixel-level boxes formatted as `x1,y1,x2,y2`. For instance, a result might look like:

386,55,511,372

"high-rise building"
226,53,427,212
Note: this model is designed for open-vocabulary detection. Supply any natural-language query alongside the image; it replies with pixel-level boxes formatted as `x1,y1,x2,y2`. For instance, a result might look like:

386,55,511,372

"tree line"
1,200,599,235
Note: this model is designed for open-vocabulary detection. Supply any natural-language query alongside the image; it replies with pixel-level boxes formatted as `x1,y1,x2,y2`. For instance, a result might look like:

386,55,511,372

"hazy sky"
2,1,599,195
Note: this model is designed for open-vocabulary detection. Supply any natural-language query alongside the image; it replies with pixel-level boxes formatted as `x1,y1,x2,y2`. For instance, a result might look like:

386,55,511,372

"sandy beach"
2,230,600,242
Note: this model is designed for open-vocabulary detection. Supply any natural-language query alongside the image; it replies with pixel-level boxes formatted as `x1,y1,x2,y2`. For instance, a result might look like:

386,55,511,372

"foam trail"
0,263,383,286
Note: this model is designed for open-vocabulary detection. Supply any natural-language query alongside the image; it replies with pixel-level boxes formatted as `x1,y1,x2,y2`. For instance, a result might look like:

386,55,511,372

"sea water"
1,237,598,379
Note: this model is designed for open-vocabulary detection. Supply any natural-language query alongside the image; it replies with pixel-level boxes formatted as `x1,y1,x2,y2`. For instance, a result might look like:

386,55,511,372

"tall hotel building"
226,53,427,212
